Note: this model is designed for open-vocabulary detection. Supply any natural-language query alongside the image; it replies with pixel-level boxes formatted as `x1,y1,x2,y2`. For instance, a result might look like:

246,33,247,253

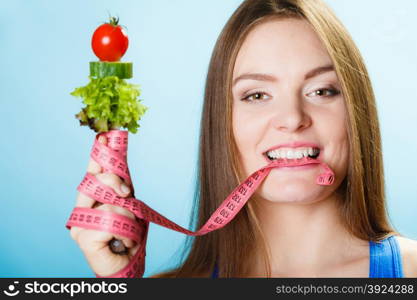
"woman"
70,0,417,277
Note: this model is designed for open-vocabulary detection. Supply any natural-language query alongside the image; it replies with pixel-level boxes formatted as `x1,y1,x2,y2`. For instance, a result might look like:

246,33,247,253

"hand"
70,135,139,277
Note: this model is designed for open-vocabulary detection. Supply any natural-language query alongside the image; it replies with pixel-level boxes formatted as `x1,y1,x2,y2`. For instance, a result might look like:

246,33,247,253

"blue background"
0,0,416,277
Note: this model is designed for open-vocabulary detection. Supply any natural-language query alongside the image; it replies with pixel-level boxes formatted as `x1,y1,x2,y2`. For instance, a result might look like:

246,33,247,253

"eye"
241,92,271,102
306,88,340,98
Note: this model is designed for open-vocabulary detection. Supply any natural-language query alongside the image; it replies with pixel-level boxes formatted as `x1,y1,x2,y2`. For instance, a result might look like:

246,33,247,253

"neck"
250,194,368,277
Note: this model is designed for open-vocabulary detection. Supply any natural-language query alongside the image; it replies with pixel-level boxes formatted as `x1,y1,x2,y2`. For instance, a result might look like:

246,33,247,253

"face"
232,18,349,204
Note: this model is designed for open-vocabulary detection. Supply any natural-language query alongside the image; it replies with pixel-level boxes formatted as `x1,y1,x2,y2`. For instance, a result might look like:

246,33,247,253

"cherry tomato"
91,17,129,62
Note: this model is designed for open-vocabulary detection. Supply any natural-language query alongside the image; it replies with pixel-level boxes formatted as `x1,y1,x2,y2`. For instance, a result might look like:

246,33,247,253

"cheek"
232,108,252,150
316,105,349,175
336,131,349,176
232,107,266,169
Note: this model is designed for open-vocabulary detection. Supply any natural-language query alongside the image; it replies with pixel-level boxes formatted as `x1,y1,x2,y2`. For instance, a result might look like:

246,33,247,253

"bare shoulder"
395,236,417,277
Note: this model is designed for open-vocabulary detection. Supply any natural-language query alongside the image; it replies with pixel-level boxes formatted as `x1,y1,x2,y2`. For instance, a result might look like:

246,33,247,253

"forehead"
233,18,332,78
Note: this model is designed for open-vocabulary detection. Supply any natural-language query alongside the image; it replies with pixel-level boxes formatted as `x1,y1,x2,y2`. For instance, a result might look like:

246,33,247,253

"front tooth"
269,148,319,159
273,150,280,158
294,151,303,159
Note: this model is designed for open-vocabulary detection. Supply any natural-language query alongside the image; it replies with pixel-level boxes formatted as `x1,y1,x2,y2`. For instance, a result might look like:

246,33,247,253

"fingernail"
121,184,130,194
98,136,105,144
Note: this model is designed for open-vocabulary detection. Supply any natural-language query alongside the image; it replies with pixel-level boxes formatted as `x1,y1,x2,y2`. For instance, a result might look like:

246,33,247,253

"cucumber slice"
90,61,133,79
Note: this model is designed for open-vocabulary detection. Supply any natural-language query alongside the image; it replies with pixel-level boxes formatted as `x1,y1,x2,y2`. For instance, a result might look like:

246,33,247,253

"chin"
258,177,324,204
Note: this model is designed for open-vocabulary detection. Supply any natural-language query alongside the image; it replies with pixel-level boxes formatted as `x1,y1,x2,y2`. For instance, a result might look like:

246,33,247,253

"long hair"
153,0,395,278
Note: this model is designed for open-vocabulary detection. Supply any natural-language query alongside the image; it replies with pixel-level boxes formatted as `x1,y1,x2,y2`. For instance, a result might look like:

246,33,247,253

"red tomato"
91,17,129,62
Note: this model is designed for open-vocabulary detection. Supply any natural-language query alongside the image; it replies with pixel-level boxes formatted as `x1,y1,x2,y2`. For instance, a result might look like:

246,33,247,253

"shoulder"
395,236,417,277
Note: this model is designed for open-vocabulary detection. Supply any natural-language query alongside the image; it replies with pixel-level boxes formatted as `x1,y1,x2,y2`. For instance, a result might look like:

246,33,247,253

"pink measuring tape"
65,130,335,278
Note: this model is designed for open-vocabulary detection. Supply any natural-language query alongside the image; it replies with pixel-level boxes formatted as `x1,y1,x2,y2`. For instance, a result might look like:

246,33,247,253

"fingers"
70,226,83,241
95,203,136,222
88,242,136,277
76,227,114,252
89,240,141,277
72,189,136,242
95,173,131,198
96,204,136,249
77,134,131,209
128,242,141,259
71,191,97,241
74,204,137,253
70,222,135,248
71,133,138,266
75,191,95,208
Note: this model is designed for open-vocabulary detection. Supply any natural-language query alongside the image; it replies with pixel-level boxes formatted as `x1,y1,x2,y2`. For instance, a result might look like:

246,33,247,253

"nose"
270,95,311,132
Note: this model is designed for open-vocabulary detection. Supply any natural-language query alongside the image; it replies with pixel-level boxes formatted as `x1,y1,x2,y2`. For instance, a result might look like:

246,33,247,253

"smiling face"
232,17,349,204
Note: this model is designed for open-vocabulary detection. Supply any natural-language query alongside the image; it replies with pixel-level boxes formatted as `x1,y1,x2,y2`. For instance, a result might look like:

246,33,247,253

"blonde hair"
153,0,395,278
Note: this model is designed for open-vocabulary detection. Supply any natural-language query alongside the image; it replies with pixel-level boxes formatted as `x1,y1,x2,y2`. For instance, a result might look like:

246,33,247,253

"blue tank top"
211,235,403,278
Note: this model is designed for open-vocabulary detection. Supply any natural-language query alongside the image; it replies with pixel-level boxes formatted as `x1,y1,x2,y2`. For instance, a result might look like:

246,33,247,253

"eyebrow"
232,73,277,87
304,64,334,80
232,64,335,87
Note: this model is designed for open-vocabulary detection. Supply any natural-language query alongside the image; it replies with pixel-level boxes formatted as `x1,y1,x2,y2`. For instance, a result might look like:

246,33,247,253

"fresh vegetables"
91,17,129,62
72,76,146,133
90,61,132,79
72,17,147,134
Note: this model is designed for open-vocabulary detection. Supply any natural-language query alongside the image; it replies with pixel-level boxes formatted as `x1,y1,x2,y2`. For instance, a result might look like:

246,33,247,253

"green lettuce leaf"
71,76,148,133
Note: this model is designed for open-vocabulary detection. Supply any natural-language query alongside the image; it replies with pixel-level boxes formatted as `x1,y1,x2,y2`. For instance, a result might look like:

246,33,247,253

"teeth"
268,150,278,159
302,149,308,157
295,151,303,159
266,147,320,160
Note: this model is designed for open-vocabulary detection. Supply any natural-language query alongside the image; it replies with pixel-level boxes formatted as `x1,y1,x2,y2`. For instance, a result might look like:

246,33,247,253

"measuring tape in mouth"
65,130,335,278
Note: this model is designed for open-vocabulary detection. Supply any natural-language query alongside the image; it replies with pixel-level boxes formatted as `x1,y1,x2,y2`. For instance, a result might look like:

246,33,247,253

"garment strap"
369,235,404,278
211,263,219,278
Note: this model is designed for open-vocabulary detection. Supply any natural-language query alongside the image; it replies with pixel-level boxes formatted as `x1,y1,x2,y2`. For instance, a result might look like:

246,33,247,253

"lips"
267,156,321,168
